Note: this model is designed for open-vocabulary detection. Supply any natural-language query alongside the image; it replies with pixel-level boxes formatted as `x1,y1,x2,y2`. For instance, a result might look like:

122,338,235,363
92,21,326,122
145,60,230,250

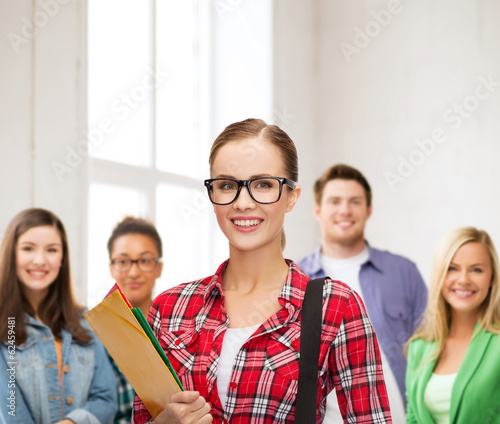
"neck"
23,288,49,319
134,298,152,318
448,310,478,339
321,237,367,259
224,241,289,293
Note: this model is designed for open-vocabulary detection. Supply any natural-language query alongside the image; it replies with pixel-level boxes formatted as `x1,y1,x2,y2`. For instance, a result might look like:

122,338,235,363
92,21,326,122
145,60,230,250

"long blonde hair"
406,227,500,360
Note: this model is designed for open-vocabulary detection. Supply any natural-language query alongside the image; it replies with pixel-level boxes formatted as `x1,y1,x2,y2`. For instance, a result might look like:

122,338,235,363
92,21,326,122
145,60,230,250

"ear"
313,202,321,222
286,185,301,213
155,261,164,280
366,204,373,220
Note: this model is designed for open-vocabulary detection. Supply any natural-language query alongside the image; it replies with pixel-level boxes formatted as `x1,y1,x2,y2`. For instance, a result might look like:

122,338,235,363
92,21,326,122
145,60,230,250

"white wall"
286,0,500,282
3,0,500,294
274,0,322,261
0,0,88,301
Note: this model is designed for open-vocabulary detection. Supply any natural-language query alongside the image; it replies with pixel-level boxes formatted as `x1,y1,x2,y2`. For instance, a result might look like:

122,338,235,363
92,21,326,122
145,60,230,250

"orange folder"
85,285,183,418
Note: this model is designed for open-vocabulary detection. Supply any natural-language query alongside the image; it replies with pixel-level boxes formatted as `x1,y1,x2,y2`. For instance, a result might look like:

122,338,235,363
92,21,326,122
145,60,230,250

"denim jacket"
1,314,117,424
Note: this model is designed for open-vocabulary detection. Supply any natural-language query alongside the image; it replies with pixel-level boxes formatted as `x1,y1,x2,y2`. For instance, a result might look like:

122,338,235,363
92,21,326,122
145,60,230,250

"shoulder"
151,272,218,320
367,246,425,286
369,245,418,267
154,276,211,304
407,337,433,364
321,276,366,331
297,249,328,282
472,326,500,351
297,247,319,265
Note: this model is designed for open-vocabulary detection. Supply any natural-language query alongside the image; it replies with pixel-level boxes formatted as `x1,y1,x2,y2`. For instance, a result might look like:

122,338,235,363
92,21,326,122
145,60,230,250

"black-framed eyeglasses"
110,257,161,272
204,177,297,205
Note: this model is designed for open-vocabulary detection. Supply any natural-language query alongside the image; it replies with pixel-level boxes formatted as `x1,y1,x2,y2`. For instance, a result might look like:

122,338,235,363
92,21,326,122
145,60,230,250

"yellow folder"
85,288,183,418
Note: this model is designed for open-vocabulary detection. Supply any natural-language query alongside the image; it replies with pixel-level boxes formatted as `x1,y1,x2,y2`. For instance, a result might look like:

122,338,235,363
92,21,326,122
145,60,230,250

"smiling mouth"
127,282,144,287
453,289,476,297
28,270,47,277
232,219,262,228
336,221,354,228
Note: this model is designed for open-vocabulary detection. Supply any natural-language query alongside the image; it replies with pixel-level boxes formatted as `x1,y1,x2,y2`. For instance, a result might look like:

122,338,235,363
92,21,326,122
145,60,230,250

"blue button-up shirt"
298,244,428,404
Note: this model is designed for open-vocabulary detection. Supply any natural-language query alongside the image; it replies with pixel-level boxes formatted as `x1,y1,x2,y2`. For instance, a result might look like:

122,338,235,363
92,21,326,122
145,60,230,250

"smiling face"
109,233,163,307
210,138,300,253
16,225,63,301
314,179,372,249
442,241,492,318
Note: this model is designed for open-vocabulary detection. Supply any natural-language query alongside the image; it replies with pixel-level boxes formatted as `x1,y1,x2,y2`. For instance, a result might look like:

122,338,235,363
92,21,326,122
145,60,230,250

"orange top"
54,339,63,384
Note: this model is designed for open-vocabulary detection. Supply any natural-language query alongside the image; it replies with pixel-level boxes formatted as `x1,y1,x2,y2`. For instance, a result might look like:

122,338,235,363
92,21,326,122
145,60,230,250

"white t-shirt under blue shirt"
321,248,406,423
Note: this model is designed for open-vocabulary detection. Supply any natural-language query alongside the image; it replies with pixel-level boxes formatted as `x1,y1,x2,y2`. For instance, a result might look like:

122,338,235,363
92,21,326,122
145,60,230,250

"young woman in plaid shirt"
133,119,392,424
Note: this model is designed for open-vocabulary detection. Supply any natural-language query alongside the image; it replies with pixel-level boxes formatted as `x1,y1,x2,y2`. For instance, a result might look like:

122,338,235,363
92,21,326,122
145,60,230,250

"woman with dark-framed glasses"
106,216,164,424
133,118,391,424
107,216,164,318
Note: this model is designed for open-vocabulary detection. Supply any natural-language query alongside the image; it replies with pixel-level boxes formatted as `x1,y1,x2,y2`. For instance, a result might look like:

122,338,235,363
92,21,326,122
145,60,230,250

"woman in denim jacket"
0,208,117,424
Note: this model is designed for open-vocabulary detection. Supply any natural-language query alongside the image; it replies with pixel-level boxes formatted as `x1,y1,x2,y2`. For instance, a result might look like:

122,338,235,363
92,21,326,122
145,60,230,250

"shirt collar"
278,259,311,309
203,260,228,302
364,242,384,273
313,241,384,273
24,313,45,327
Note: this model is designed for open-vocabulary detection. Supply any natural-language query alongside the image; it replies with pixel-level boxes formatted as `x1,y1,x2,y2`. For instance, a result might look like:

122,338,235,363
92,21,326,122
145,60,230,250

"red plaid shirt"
133,260,391,423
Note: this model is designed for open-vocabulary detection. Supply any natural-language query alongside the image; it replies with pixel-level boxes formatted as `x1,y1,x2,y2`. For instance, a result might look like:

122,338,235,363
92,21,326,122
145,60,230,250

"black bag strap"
295,277,325,424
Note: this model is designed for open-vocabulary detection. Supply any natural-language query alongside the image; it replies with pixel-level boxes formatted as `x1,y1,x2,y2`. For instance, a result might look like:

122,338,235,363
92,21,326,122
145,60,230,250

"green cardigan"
405,325,500,423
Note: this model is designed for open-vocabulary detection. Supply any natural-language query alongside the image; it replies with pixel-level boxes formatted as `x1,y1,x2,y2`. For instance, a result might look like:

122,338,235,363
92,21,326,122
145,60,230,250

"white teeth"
455,290,474,296
233,219,261,227
29,271,46,276
337,222,353,227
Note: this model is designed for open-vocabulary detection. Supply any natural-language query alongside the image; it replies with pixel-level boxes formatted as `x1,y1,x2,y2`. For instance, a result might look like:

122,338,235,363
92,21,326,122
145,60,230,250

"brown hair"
107,216,163,259
0,208,91,344
209,118,299,183
209,118,299,251
313,164,372,206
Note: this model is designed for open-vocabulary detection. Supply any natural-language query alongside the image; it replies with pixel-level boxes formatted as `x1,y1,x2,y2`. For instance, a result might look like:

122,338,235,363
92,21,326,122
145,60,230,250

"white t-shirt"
217,324,260,411
321,248,406,423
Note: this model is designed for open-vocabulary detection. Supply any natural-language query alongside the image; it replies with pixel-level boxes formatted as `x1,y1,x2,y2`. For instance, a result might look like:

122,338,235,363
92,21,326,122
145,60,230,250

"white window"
87,0,272,307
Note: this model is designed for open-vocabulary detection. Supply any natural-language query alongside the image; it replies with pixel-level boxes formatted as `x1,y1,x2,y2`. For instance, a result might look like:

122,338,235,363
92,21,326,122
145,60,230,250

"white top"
424,372,457,424
217,324,260,410
320,248,369,297
321,248,406,423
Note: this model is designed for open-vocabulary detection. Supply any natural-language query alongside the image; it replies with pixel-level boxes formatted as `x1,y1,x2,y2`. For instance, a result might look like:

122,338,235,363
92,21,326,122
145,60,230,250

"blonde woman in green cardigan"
405,227,500,423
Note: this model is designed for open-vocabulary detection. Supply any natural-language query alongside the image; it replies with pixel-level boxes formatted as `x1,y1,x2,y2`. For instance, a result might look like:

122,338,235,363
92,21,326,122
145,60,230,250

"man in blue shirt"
298,164,427,422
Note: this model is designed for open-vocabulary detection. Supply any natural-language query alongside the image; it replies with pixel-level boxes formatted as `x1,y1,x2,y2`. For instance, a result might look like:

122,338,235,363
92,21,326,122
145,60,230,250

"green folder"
130,307,184,390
